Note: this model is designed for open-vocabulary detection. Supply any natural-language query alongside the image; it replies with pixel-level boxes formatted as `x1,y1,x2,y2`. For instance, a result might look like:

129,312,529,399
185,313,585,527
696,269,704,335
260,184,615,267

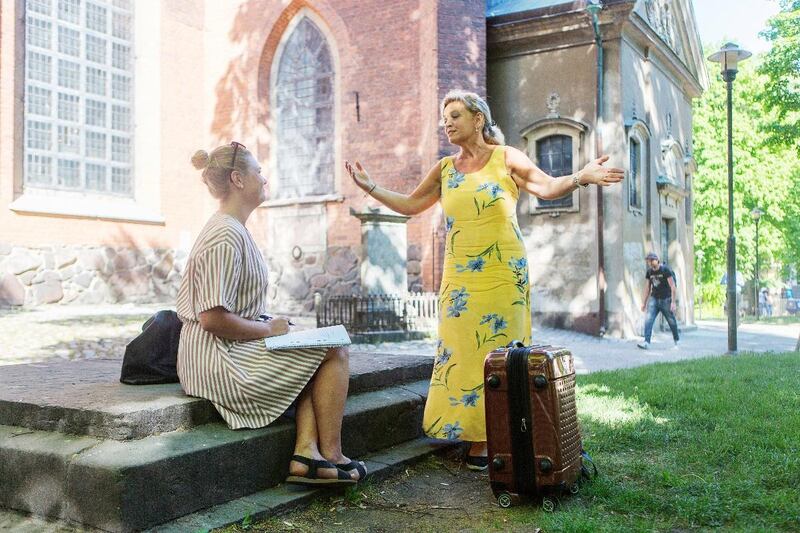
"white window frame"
12,0,163,224
522,118,587,215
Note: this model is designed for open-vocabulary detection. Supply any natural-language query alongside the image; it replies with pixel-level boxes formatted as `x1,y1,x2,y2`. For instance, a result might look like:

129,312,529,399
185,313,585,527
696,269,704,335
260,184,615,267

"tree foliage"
693,53,800,306
758,0,800,152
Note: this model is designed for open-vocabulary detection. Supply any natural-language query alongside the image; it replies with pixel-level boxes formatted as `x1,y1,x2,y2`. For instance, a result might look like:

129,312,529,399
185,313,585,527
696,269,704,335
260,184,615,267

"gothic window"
23,0,135,195
273,18,334,199
536,135,573,209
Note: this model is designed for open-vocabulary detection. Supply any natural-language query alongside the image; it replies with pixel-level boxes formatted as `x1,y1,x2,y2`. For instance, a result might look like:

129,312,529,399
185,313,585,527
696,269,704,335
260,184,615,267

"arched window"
273,17,334,200
626,119,650,215
521,117,587,214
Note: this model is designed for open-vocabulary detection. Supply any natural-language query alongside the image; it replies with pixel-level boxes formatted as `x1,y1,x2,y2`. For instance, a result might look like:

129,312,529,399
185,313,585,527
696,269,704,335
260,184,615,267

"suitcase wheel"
569,483,580,495
542,497,556,512
497,492,514,508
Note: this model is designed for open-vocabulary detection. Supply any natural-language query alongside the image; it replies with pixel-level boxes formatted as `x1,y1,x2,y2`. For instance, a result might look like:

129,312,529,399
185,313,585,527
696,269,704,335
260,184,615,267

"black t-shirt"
646,265,674,299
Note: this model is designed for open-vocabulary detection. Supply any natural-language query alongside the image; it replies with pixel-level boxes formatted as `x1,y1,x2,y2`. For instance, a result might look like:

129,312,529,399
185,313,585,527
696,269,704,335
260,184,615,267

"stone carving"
546,92,561,118
644,0,676,50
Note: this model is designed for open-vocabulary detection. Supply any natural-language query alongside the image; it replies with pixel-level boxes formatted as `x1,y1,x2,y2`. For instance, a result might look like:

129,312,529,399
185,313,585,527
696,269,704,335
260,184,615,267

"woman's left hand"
579,155,625,187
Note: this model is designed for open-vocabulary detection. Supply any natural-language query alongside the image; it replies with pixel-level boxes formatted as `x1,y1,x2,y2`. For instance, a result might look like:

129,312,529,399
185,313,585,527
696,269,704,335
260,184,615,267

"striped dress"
176,213,328,429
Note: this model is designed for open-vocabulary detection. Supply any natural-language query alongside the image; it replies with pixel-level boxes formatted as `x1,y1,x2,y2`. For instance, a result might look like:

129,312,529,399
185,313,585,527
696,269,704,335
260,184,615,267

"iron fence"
316,292,439,333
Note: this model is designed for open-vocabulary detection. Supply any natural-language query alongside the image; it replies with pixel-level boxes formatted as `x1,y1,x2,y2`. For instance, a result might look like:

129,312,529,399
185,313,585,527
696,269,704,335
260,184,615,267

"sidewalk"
1,304,797,370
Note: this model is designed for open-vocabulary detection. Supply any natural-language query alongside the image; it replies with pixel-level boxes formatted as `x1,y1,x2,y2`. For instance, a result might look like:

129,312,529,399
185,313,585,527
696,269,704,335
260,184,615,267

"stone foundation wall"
0,243,423,310
0,244,185,307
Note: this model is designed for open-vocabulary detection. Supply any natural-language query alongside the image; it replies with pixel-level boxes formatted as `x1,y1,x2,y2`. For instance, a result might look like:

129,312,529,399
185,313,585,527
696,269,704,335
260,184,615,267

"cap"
645,252,659,260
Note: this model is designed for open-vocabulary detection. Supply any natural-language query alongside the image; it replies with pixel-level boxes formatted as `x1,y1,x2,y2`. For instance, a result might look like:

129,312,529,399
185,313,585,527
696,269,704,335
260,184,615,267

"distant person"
178,142,365,487
764,289,773,318
758,288,767,317
638,252,680,349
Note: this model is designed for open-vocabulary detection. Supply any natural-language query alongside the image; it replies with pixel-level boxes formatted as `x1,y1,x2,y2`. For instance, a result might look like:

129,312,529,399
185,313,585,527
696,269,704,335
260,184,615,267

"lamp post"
751,207,763,319
696,249,704,320
708,42,751,354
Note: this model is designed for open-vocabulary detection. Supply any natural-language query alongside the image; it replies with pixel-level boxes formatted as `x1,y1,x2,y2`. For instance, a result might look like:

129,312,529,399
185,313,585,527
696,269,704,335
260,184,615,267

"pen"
259,315,295,326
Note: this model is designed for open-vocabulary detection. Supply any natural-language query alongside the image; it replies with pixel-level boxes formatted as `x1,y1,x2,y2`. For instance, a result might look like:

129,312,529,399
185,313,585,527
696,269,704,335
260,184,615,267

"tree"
693,53,800,308
758,0,800,152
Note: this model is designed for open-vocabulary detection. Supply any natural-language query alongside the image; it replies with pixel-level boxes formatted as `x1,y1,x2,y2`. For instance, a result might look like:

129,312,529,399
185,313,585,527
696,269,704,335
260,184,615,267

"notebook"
263,324,352,350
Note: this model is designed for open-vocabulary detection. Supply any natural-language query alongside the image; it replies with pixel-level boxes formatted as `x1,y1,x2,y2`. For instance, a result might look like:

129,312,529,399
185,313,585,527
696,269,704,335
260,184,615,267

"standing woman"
345,90,623,469
178,142,366,486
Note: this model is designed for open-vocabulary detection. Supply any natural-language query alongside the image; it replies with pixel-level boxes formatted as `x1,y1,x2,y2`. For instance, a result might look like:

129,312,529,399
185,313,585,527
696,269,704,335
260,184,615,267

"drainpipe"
586,0,606,336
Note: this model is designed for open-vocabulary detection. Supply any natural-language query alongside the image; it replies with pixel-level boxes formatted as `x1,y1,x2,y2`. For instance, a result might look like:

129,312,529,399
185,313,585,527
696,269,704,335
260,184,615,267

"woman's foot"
324,453,367,481
287,453,355,487
466,441,488,471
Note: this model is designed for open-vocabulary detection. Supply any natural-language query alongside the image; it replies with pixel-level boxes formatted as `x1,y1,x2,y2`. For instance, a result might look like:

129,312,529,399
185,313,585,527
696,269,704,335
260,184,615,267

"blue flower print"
445,216,455,233
449,392,479,407
435,341,453,367
480,313,499,325
447,169,465,189
456,256,485,273
447,287,470,317
509,257,528,270
442,421,463,440
476,182,503,199
492,316,508,334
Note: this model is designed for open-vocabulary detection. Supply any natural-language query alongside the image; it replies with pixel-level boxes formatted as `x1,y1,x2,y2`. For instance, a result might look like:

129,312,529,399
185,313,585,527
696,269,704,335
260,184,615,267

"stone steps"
0,352,439,531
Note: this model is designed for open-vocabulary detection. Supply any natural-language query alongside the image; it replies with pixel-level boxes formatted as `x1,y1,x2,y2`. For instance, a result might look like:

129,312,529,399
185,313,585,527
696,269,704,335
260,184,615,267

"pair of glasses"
230,141,246,172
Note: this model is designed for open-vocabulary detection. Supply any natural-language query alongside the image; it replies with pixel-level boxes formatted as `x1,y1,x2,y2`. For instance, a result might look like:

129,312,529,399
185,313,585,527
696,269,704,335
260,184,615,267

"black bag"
120,310,182,385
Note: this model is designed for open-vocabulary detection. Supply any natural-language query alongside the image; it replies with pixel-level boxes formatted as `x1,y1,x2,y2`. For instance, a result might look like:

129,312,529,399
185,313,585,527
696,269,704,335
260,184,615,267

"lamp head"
586,0,602,17
751,207,764,221
708,42,752,79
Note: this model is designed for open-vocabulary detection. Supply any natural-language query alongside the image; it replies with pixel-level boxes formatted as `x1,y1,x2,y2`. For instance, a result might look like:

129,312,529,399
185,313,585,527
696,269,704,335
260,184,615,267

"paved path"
1,304,797,371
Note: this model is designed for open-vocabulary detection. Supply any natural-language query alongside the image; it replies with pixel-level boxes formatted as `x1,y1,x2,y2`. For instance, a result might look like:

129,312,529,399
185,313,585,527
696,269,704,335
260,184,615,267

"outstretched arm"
345,160,442,216
504,146,624,200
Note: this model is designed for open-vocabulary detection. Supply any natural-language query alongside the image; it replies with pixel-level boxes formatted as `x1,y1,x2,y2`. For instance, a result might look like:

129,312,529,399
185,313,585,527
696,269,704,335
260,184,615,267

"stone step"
0,379,433,532
0,351,432,440
151,437,455,533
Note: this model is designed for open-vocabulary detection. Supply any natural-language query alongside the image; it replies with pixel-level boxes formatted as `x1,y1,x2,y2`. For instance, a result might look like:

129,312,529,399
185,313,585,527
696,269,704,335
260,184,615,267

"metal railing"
316,292,439,333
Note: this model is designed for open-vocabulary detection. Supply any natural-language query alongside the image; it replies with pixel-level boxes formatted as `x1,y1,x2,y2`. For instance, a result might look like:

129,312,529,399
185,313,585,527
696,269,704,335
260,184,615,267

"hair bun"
191,150,210,170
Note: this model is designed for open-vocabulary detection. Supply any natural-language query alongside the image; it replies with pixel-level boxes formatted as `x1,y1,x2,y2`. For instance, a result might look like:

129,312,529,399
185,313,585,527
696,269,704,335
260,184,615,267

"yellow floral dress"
423,147,531,442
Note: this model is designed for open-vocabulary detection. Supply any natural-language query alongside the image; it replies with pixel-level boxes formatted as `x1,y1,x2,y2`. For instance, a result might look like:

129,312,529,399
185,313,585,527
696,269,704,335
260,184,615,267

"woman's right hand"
265,317,291,337
345,160,374,193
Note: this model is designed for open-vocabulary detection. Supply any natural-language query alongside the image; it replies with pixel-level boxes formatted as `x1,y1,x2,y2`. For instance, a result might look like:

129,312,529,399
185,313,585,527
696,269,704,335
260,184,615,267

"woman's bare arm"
504,146,624,200
345,160,442,216
198,307,290,341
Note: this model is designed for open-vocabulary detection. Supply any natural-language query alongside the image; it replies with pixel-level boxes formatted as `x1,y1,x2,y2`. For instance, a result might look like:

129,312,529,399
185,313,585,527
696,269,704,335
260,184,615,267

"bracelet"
365,183,377,197
572,172,589,189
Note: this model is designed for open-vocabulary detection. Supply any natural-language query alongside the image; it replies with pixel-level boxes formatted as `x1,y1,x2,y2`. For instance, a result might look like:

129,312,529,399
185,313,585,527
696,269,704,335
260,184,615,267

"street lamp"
696,249,704,320
751,207,763,319
708,42,752,354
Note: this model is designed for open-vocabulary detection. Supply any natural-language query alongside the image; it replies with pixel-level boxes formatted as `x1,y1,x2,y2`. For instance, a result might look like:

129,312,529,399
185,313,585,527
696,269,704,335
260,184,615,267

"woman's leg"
288,385,340,479
468,441,487,456
309,346,366,480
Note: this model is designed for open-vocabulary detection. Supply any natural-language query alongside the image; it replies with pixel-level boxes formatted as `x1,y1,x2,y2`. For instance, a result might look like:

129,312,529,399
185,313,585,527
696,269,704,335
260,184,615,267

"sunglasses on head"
230,141,246,171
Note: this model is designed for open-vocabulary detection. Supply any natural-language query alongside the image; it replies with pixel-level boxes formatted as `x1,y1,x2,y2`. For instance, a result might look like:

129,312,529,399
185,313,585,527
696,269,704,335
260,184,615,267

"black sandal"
336,460,368,481
466,454,488,471
285,455,356,487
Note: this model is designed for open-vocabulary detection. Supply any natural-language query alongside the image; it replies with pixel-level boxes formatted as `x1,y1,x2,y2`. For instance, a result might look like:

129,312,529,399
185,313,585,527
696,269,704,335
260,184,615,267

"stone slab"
0,351,433,440
0,379,432,532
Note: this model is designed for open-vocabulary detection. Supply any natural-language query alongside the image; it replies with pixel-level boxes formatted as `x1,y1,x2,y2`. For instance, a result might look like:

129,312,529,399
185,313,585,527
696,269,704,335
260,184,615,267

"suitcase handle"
506,340,526,348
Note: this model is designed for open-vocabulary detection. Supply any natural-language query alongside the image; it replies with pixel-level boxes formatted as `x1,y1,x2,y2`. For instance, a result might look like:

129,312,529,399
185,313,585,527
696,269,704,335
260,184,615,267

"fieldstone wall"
0,244,185,307
0,243,421,311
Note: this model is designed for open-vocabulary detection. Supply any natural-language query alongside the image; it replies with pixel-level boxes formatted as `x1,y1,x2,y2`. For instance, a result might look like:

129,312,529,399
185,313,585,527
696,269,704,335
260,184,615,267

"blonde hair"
191,143,252,199
441,90,505,146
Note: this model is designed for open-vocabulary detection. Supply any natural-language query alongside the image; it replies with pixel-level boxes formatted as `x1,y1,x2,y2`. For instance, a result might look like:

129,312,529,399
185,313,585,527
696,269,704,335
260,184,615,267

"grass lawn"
224,352,800,532
739,315,800,325
509,351,800,532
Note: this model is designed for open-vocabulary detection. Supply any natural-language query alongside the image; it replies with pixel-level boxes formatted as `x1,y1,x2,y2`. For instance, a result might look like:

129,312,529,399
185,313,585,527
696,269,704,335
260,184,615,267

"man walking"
638,252,680,349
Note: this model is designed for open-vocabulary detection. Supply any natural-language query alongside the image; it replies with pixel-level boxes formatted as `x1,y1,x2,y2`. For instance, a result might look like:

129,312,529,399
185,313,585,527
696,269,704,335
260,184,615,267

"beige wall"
489,43,602,333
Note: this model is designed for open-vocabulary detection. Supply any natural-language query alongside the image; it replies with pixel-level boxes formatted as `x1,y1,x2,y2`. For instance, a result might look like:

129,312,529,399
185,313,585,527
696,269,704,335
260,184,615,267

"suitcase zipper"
508,347,536,494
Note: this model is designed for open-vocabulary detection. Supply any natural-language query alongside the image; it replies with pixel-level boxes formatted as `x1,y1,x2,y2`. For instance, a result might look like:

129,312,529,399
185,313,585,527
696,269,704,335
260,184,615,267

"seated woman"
177,141,365,487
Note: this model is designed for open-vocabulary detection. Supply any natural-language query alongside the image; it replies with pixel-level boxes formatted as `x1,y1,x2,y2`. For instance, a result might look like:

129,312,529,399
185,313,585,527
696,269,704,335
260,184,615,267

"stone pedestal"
351,207,410,295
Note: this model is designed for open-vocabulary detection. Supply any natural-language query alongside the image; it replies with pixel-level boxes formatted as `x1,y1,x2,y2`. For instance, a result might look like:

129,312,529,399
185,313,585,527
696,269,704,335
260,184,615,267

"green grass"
739,315,800,325
506,352,800,532
220,353,800,532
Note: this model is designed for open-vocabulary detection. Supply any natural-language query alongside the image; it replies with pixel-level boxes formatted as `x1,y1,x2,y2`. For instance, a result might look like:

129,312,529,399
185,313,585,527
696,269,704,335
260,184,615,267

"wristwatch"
572,173,589,188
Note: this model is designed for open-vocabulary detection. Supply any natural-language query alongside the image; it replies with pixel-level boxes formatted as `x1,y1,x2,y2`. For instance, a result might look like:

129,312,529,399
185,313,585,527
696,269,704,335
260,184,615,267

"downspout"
587,0,607,336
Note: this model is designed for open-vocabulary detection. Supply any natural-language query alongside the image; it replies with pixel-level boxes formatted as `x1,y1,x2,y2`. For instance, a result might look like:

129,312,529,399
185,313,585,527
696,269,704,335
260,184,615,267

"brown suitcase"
484,342,583,509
